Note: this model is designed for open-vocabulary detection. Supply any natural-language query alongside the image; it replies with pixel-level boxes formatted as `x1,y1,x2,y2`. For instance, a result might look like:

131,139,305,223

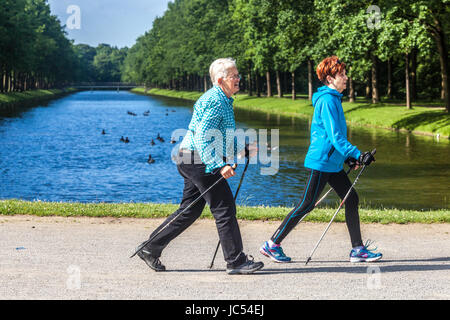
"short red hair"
316,56,346,84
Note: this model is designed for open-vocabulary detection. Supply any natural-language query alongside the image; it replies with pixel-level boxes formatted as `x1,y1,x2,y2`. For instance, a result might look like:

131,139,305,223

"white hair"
209,58,237,86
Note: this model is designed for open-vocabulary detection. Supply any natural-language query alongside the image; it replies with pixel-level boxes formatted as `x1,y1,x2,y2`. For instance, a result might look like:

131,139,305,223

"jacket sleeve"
320,99,361,160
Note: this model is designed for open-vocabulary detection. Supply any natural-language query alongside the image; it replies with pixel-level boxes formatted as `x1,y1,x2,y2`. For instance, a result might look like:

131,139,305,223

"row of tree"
0,0,76,91
0,0,127,92
122,0,449,112
73,44,128,83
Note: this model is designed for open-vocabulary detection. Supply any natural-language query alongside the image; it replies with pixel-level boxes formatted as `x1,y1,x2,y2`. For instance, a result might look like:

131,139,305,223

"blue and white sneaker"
350,240,382,263
260,241,291,263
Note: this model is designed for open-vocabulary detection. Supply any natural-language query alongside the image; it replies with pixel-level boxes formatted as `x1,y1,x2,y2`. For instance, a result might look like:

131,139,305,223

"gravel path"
0,215,448,300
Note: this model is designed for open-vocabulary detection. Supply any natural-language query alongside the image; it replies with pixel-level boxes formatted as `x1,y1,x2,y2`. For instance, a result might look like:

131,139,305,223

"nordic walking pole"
208,155,250,269
130,163,237,259
305,149,376,265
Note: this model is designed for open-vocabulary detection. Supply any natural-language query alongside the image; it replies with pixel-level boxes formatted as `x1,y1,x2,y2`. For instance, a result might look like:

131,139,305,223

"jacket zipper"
327,146,335,159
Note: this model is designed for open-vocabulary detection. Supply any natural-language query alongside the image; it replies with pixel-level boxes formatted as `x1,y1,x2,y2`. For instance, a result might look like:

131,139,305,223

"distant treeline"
121,0,449,111
0,0,127,92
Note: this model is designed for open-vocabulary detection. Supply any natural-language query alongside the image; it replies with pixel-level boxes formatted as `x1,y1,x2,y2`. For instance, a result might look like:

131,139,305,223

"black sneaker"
226,255,264,275
135,242,166,272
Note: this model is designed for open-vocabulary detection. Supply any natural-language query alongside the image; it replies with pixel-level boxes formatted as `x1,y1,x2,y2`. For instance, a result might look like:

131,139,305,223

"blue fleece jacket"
304,86,361,172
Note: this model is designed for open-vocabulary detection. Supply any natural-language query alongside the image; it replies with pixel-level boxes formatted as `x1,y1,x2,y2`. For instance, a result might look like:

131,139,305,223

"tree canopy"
1,0,448,111
122,0,449,111
0,0,129,92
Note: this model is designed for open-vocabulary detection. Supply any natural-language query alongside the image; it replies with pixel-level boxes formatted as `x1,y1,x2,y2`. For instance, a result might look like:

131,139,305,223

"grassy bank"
1,200,449,224
0,88,78,110
132,87,450,139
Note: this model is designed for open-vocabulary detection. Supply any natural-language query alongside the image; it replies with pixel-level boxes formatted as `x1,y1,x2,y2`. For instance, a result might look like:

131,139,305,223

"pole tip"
305,257,311,265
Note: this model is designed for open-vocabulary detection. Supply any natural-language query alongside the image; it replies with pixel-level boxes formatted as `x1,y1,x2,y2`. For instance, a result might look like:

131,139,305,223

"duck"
150,139,155,146
102,129,106,135
147,154,155,164
170,138,176,144
143,110,150,116
127,111,137,116
120,136,125,142
156,133,165,142
124,137,130,143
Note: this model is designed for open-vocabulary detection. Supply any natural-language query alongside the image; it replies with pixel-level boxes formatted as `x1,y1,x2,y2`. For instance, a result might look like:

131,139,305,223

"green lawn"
133,87,450,139
0,88,77,106
1,200,448,224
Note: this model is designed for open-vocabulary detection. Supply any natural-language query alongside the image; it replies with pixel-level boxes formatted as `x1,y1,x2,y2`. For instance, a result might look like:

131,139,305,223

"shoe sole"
350,255,382,263
226,263,264,275
259,247,291,263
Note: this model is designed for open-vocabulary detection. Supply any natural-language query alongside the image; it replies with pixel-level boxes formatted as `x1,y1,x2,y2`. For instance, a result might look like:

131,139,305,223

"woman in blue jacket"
260,56,382,263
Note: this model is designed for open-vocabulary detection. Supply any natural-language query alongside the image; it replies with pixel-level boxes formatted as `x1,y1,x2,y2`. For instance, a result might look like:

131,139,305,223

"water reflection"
0,90,448,210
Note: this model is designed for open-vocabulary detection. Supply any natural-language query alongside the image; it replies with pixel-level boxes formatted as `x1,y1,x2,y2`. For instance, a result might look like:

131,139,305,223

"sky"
47,0,172,48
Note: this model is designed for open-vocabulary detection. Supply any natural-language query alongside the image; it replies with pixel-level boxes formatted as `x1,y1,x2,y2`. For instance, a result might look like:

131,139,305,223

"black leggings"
271,169,363,248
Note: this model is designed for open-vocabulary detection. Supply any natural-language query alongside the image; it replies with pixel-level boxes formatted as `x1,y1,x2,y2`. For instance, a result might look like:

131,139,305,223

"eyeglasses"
227,74,241,80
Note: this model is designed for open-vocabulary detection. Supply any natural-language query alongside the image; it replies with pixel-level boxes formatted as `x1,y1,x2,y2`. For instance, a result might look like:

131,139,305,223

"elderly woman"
135,58,263,274
260,56,382,264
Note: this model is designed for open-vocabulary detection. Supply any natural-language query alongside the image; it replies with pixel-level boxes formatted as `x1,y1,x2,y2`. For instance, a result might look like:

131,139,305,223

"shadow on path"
163,257,450,274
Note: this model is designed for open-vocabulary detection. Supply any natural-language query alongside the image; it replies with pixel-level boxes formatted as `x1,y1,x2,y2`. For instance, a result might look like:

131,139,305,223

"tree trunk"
411,48,417,101
276,70,282,98
405,52,411,109
308,60,313,100
291,71,296,100
432,21,449,112
266,71,272,97
371,54,379,103
247,70,252,96
256,73,260,97
387,58,393,99
349,76,355,103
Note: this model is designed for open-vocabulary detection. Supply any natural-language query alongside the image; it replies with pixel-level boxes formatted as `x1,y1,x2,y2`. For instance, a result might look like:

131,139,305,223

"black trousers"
271,169,363,248
144,150,247,268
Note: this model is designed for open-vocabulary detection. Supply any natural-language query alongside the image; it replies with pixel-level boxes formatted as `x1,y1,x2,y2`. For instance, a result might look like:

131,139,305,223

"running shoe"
226,255,264,275
349,240,382,263
260,241,291,263
135,242,166,271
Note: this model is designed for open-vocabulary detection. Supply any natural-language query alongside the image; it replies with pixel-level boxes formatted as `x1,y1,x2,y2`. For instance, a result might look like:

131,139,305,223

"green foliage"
0,0,129,91
123,0,448,111
0,0,79,91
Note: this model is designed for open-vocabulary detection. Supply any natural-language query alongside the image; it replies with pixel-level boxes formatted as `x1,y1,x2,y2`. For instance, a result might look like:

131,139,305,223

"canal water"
0,90,448,210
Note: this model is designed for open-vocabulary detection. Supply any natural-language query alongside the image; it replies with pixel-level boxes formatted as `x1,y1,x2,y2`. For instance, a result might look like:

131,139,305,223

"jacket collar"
213,85,234,105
